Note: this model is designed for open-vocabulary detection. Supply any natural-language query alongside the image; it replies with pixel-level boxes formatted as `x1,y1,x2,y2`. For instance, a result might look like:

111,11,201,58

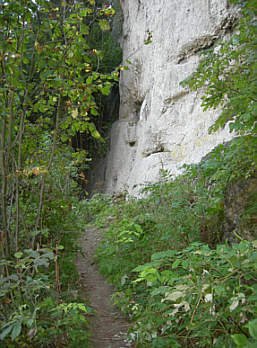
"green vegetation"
1,0,256,346
85,134,257,346
84,0,257,347
181,0,257,135
0,0,119,346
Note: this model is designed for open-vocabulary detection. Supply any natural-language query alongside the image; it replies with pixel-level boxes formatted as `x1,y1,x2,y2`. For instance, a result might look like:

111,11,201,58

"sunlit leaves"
101,7,115,17
0,0,118,344
98,19,111,32
71,109,78,118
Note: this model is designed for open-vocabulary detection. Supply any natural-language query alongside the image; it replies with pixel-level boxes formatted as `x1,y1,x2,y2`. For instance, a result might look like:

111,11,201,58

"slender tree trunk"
33,95,62,248
15,113,25,251
0,116,9,258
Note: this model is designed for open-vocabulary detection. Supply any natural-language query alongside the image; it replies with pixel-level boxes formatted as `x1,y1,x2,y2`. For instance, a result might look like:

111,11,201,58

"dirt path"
76,226,131,348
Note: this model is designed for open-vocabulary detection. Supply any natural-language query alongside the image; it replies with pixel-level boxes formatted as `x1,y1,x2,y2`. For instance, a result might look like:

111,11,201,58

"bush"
93,136,257,347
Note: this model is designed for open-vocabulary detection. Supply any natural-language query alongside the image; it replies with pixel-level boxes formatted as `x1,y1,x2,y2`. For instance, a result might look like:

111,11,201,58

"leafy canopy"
0,0,119,345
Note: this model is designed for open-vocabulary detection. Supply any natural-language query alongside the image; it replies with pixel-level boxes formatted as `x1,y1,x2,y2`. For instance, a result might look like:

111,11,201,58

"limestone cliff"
100,0,238,195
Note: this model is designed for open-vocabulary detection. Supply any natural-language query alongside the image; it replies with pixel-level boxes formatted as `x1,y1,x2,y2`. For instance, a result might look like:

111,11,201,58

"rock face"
223,173,257,242
102,0,238,195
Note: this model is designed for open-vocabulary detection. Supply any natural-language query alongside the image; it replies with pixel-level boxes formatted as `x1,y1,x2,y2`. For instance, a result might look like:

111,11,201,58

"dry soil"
76,226,131,348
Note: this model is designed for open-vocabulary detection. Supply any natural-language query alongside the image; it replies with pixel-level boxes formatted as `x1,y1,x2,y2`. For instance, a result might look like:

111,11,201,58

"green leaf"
91,129,101,139
26,319,34,328
86,76,93,84
72,109,78,118
102,7,115,16
34,258,49,267
61,134,68,142
80,8,91,17
100,85,110,95
231,334,249,347
98,19,111,32
84,305,94,313
172,259,181,269
90,108,99,116
151,286,172,296
0,325,13,340
14,252,23,259
151,250,176,261
11,322,22,340
24,249,39,258
248,319,257,340
164,291,184,302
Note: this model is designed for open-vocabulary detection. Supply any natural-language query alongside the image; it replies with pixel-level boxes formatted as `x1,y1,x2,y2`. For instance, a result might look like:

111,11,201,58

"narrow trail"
76,226,131,348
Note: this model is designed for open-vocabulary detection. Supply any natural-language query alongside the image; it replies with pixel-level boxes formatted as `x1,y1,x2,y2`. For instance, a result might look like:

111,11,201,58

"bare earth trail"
76,226,131,348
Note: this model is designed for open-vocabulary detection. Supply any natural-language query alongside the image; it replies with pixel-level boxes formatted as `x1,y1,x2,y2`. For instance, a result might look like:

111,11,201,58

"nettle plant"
130,240,257,347
94,175,257,347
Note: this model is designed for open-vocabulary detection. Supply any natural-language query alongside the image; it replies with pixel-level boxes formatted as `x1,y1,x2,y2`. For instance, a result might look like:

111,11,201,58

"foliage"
0,236,90,347
63,0,123,159
91,186,257,347
82,2,257,346
87,133,257,347
0,0,119,345
0,205,92,347
82,1,257,347
0,181,92,347
181,0,257,135
83,192,114,222
88,1,122,74
129,240,257,347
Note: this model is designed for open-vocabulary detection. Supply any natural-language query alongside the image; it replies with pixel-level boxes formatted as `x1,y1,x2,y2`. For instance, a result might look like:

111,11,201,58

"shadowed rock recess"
90,0,239,196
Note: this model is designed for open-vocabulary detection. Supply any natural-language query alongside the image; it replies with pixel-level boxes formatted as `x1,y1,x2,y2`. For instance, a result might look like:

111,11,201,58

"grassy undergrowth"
85,136,257,348
0,146,92,347
0,200,92,348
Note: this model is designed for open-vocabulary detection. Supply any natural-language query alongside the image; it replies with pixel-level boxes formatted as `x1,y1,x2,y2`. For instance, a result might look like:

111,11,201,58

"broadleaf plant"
0,0,119,345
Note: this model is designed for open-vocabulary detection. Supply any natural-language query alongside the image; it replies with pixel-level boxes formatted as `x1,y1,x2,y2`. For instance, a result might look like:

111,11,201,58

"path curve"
76,226,131,348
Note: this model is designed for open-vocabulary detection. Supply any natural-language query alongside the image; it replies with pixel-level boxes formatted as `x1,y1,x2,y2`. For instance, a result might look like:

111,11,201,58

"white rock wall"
103,0,237,195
